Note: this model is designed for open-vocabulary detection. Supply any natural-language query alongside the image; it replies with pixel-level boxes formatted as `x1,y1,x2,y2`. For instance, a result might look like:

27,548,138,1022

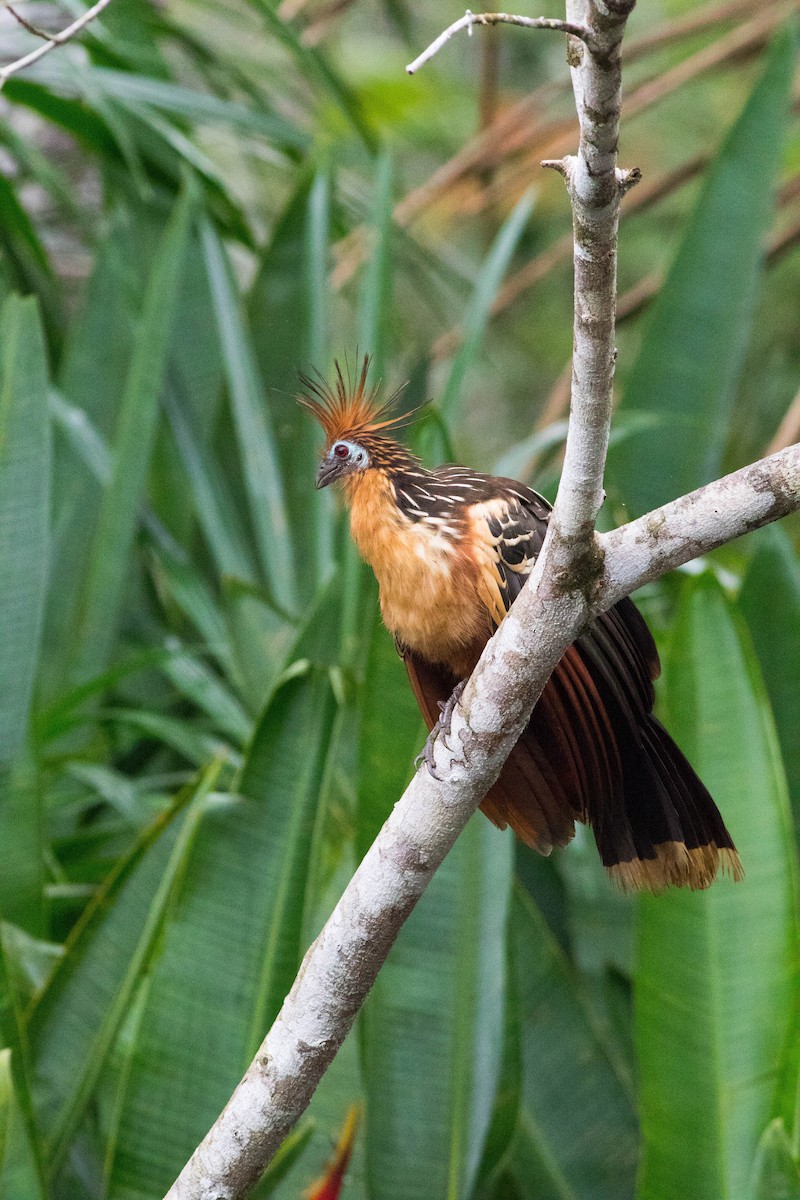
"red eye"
334,443,349,459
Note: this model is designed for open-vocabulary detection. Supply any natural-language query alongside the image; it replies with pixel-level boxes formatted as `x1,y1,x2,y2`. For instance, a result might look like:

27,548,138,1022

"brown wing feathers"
404,484,742,892
300,362,741,892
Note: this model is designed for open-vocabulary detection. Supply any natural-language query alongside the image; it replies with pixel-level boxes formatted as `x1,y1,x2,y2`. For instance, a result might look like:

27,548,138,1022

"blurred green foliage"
0,0,798,1197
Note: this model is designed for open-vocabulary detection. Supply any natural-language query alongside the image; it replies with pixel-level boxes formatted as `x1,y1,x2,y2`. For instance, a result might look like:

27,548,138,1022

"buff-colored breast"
344,470,492,675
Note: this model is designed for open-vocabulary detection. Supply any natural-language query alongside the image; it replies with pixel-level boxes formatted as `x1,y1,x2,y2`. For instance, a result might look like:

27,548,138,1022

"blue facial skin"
316,439,369,489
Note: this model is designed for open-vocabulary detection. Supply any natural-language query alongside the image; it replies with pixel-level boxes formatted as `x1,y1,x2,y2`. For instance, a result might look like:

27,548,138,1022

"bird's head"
298,354,419,489
314,437,371,490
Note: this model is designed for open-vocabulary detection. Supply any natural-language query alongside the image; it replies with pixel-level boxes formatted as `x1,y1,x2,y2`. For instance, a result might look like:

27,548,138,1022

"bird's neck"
342,464,408,549
340,436,429,527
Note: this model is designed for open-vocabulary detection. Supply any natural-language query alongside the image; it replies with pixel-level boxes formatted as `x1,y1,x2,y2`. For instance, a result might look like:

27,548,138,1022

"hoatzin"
299,358,742,892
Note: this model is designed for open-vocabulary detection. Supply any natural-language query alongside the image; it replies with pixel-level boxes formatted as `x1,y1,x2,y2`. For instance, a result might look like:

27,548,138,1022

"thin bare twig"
0,0,114,89
6,6,53,39
406,11,598,75
331,0,788,295
459,0,788,224
402,0,788,228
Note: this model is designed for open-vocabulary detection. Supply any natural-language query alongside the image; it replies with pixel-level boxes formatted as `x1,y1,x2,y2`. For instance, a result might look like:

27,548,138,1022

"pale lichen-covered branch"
600,445,800,607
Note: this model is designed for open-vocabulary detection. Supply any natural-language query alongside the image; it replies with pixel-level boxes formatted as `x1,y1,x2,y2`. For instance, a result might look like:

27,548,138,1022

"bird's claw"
414,738,443,780
415,681,467,780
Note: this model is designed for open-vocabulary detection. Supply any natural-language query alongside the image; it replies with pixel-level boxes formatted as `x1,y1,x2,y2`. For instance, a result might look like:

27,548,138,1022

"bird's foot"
415,680,467,780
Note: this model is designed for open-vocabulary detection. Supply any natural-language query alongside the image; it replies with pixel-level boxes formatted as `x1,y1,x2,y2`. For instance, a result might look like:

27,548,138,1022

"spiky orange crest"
298,354,416,446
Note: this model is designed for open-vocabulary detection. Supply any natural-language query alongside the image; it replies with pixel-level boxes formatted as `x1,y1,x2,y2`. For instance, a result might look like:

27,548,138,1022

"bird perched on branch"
299,357,742,892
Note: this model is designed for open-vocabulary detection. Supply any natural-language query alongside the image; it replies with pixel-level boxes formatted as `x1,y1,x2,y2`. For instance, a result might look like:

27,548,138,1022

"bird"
299,356,743,892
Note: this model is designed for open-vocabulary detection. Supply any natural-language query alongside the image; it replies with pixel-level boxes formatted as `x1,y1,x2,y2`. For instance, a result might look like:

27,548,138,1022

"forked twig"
406,10,599,75
0,0,114,89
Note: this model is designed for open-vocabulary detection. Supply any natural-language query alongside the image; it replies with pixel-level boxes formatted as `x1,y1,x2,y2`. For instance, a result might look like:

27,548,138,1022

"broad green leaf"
159,641,251,744
751,1119,800,1200
509,885,639,1200
0,928,45,1193
22,49,253,245
219,582,298,714
739,526,800,833
121,105,254,245
247,175,340,596
0,296,50,763
304,167,335,582
101,709,236,770
306,167,331,367
0,1050,46,1200
357,599,425,860
27,766,218,1170
147,544,238,683
358,149,395,381
0,760,44,937
50,389,113,485
635,575,799,1200
56,66,309,151
200,217,298,612
69,188,194,685
250,0,377,151
0,176,62,352
0,296,50,934
0,120,89,234
439,190,534,423
47,209,145,684
610,27,794,515
162,388,258,584
57,206,143,435
104,668,337,1198
38,648,178,744
150,233,225,547
472,924,522,1197
362,816,512,1200
4,80,118,160
0,924,62,1010
65,763,156,829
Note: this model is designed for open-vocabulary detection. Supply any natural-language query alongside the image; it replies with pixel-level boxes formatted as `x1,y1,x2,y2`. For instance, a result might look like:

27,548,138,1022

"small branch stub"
7,6,53,40
406,11,599,75
617,165,642,195
541,156,573,180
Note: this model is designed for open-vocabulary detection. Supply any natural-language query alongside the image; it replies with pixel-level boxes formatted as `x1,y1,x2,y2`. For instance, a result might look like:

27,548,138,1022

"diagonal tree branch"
164,4,799,1197
600,445,800,606
0,0,114,89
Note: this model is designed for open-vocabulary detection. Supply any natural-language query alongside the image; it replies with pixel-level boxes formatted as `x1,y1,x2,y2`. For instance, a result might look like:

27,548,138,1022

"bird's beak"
316,458,338,489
